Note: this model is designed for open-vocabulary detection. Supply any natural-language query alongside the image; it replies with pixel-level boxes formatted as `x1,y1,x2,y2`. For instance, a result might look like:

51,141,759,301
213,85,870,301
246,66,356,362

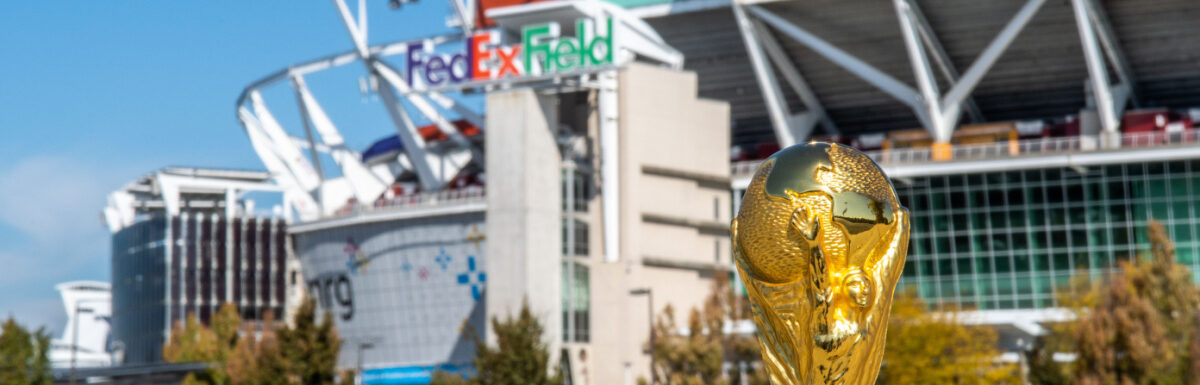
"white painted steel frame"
742,0,1045,144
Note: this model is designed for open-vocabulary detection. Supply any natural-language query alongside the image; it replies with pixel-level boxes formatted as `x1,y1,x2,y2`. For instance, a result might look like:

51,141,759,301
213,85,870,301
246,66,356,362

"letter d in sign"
581,18,613,66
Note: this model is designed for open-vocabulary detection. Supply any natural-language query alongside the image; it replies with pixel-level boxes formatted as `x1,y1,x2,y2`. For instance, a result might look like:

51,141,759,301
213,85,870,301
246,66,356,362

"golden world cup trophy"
732,142,910,385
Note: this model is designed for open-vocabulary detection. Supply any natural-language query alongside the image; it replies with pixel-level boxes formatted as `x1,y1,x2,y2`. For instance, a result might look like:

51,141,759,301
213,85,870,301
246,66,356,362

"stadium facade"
107,0,1200,382
104,167,299,363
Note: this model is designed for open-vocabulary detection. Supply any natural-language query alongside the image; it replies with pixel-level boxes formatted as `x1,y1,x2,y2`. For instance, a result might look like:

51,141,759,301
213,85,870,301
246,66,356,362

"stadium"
111,0,1200,383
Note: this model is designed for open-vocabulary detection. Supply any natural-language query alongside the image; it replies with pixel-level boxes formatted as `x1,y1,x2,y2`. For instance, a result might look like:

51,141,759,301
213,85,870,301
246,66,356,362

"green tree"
0,318,32,385
472,300,562,385
30,327,51,385
1070,220,1200,385
877,289,1019,385
278,297,342,385
431,300,562,385
640,272,765,385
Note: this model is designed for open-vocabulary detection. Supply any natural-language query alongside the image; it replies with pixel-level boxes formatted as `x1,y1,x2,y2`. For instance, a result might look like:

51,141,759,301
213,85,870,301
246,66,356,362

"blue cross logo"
435,248,452,270
456,256,486,300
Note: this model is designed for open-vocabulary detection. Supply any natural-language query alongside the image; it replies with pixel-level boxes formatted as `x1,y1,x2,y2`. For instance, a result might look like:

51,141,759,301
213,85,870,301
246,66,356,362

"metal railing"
330,186,486,217
731,131,1200,179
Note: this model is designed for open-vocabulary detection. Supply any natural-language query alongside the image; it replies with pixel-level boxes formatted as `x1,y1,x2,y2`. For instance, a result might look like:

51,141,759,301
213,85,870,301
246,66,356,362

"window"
561,218,589,256
562,263,590,342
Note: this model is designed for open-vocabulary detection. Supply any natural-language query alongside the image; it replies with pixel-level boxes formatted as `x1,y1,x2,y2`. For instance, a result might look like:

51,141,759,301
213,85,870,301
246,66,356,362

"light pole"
629,288,654,384
70,298,105,385
355,342,375,385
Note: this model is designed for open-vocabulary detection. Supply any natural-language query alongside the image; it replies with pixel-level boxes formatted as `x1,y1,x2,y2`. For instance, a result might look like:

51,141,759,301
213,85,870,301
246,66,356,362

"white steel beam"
747,5,924,113
904,0,984,123
236,107,321,220
249,92,323,192
599,70,620,263
370,64,444,192
1071,0,1124,134
753,19,837,136
292,75,391,204
374,61,483,164
892,0,1044,142
1083,0,1137,107
895,0,949,141
732,1,799,147
291,78,327,183
332,0,369,58
940,0,1045,129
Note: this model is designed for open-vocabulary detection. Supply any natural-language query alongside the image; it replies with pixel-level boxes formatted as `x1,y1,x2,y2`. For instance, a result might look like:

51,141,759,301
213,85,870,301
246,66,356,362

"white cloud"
0,156,114,243
0,156,133,333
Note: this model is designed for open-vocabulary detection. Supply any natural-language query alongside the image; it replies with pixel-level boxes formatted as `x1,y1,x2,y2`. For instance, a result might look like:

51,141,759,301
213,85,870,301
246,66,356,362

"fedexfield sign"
405,18,613,90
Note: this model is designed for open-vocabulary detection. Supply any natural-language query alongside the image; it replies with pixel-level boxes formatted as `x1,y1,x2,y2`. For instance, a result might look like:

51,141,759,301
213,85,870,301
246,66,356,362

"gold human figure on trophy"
732,142,910,385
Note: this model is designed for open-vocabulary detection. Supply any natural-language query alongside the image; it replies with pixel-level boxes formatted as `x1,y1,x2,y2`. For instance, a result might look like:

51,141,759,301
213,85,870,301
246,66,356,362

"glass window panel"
1033,274,1054,295
1053,253,1071,270
940,279,957,298
1034,253,1051,270
1150,179,1169,198
1008,188,1024,205
1052,230,1068,248
1050,208,1067,226
1067,185,1084,200
976,257,993,274
998,299,1016,309
1174,224,1192,243
1179,247,1196,266
1069,207,1086,224
992,233,1009,251
950,191,967,208
1070,230,1087,247
971,213,987,231
1012,233,1028,250
920,260,935,276
939,259,954,276
1013,254,1031,272
1109,182,1127,199
957,258,973,275
1045,169,1062,181
1090,228,1108,247
958,278,976,297
977,278,996,296
989,190,1005,205
937,237,951,253
1031,209,1046,226
970,190,987,207
1171,179,1189,197
1127,164,1144,177
1073,252,1089,270
990,212,1008,228
1031,187,1046,204
997,277,1014,295
1018,298,1035,309
1009,210,1027,228
1110,205,1128,222
996,257,1012,273
934,216,950,232
952,214,968,229
931,192,947,211
954,236,969,252
1152,203,1169,221
973,235,989,251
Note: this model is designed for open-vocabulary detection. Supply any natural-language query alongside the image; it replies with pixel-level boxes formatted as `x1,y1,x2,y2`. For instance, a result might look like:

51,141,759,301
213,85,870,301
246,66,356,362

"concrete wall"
484,89,563,359
588,62,731,385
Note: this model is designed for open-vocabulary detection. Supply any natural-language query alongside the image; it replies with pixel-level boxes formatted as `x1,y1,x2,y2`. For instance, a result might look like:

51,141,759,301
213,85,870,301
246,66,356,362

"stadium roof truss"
235,0,683,224
730,0,1138,146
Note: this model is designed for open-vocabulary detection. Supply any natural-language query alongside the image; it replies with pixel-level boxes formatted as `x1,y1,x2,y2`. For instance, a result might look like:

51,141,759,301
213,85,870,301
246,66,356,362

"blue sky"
0,1,458,334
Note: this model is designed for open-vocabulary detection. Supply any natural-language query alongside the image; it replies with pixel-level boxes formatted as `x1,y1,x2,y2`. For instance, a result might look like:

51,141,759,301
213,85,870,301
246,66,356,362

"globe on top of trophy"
732,142,910,385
